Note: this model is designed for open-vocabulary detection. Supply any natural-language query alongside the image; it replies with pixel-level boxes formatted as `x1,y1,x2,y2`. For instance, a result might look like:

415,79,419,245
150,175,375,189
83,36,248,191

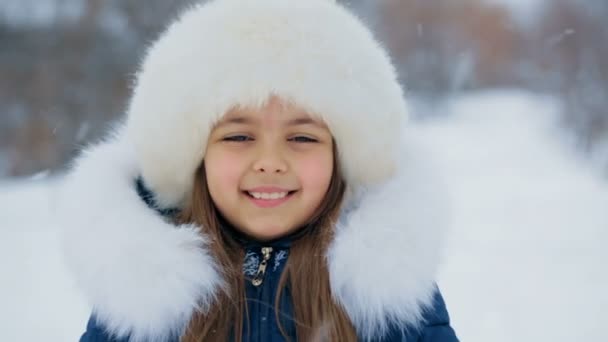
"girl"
58,0,458,341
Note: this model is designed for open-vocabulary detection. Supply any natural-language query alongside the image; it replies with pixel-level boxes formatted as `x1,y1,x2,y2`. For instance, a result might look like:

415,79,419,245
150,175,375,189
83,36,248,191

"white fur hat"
126,0,407,208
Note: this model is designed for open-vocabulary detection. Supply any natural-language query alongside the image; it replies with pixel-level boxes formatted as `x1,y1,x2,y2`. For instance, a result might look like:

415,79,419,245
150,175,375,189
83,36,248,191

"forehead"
219,97,327,127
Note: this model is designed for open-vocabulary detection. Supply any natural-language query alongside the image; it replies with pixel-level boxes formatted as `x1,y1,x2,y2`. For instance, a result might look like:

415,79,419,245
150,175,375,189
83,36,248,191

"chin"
247,225,292,241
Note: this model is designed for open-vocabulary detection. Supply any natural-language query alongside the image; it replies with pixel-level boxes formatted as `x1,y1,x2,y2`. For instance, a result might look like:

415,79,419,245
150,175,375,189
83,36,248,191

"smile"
247,191,288,200
243,190,297,208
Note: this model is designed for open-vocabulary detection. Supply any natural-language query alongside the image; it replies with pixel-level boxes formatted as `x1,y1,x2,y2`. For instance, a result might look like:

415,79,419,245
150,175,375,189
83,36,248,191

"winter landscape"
1,0,607,341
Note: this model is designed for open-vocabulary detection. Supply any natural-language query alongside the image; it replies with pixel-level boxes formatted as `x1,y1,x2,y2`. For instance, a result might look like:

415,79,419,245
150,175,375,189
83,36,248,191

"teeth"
248,192,288,200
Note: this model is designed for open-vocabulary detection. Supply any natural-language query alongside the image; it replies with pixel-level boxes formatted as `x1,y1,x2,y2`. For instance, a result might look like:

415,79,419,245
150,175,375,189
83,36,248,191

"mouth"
243,190,298,200
242,190,298,208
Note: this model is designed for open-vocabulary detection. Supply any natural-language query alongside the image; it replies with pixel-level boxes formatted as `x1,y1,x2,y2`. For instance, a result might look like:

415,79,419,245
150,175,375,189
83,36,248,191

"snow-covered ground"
1,90,606,341
0,179,89,341
419,91,608,342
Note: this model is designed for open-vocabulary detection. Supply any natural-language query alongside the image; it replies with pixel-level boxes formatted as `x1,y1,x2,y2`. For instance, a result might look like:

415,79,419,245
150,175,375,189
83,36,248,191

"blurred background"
1,0,607,177
1,0,607,341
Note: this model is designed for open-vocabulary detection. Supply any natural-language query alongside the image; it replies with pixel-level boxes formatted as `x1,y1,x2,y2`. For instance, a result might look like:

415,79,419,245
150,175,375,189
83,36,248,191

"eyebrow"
217,117,253,125
285,117,325,128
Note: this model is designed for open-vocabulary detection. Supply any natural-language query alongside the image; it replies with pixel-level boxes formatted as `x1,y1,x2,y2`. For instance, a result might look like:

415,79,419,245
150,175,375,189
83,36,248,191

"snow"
0,179,89,341
418,90,608,341
1,90,606,341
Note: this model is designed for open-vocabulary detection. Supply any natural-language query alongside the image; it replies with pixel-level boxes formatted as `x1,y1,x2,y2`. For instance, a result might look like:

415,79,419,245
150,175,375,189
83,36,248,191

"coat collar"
56,127,448,341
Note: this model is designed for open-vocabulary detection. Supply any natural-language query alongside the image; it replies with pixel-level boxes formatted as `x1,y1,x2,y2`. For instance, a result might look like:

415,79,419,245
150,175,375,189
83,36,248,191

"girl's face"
204,97,334,241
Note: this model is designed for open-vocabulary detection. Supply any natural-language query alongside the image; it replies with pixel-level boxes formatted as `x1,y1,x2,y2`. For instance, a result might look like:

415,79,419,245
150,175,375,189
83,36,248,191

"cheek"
205,152,244,195
296,152,333,196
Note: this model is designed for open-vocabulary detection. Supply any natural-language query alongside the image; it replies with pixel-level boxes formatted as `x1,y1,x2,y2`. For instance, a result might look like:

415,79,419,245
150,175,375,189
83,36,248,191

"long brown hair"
179,143,358,342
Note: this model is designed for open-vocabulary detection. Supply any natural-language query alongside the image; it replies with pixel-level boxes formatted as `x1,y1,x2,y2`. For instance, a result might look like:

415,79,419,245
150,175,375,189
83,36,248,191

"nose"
252,143,288,174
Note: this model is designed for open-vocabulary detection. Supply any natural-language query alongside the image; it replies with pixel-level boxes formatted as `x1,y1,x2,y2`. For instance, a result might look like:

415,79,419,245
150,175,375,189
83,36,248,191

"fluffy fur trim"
55,129,223,342
56,128,447,341
329,129,449,339
126,0,407,208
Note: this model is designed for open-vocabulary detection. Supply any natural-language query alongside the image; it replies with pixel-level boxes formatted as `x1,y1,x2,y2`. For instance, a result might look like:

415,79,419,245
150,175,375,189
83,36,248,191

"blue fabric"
79,180,458,342
80,244,458,342
81,287,457,342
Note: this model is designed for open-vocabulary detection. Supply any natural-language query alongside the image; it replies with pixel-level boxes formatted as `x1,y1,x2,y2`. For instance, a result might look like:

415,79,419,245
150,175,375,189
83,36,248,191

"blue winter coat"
82,286,455,341
81,242,456,341
80,187,458,341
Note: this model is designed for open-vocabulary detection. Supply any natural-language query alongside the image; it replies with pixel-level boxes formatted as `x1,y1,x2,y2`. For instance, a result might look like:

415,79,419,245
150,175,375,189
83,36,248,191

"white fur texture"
56,130,223,342
126,0,407,208
56,129,447,341
329,131,449,340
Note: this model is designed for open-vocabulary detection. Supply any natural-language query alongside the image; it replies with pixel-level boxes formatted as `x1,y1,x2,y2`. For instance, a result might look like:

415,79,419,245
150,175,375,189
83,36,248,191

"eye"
289,136,318,143
223,135,253,142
